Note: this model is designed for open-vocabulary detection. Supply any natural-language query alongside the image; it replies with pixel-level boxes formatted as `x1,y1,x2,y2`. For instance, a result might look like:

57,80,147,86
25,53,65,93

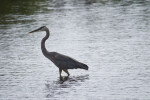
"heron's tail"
79,63,88,70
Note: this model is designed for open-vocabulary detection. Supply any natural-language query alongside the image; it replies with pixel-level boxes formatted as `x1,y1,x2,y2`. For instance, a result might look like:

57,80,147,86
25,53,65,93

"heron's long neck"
41,29,50,56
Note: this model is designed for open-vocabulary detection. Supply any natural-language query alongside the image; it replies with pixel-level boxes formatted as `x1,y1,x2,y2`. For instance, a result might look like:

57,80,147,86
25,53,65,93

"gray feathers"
47,52,88,70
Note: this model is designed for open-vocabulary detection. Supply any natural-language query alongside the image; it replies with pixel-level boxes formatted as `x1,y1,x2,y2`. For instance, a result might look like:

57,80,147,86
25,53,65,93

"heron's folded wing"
52,53,81,69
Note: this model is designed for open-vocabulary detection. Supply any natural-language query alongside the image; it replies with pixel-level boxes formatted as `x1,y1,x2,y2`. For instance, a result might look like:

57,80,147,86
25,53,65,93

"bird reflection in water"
59,74,89,83
45,74,89,98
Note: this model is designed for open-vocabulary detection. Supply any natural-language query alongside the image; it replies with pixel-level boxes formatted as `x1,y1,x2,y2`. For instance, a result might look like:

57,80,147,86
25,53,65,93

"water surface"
0,0,150,99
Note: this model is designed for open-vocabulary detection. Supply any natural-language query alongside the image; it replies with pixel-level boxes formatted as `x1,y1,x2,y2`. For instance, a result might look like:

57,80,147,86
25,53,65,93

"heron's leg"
63,69,70,76
59,68,62,77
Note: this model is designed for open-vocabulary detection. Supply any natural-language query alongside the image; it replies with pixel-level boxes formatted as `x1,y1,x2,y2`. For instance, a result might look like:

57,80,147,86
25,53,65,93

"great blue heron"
29,26,88,77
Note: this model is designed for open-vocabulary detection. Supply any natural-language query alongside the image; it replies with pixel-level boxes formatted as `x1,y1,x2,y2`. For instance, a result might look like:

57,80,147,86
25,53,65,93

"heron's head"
29,26,47,33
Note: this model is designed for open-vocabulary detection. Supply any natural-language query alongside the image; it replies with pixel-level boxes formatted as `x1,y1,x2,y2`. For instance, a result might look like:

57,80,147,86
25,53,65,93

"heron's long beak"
29,28,41,33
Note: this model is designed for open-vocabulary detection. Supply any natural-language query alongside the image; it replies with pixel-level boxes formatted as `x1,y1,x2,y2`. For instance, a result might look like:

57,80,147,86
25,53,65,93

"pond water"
0,0,150,100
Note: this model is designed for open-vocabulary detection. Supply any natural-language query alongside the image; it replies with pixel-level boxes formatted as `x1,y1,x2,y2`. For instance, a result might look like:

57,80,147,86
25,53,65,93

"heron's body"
29,26,88,77
45,52,88,70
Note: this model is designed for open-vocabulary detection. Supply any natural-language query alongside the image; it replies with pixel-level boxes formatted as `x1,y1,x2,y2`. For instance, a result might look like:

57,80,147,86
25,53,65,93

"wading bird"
29,26,88,77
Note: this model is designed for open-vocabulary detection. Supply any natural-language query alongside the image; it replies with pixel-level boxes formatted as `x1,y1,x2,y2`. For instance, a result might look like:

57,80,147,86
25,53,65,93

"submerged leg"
63,69,70,76
59,68,62,77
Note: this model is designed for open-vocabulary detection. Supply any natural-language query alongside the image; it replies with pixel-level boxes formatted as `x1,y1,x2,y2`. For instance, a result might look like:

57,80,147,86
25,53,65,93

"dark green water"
0,0,150,100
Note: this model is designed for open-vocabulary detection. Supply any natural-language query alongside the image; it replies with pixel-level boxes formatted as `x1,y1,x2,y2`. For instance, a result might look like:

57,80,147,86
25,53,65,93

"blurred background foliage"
0,0,149,25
